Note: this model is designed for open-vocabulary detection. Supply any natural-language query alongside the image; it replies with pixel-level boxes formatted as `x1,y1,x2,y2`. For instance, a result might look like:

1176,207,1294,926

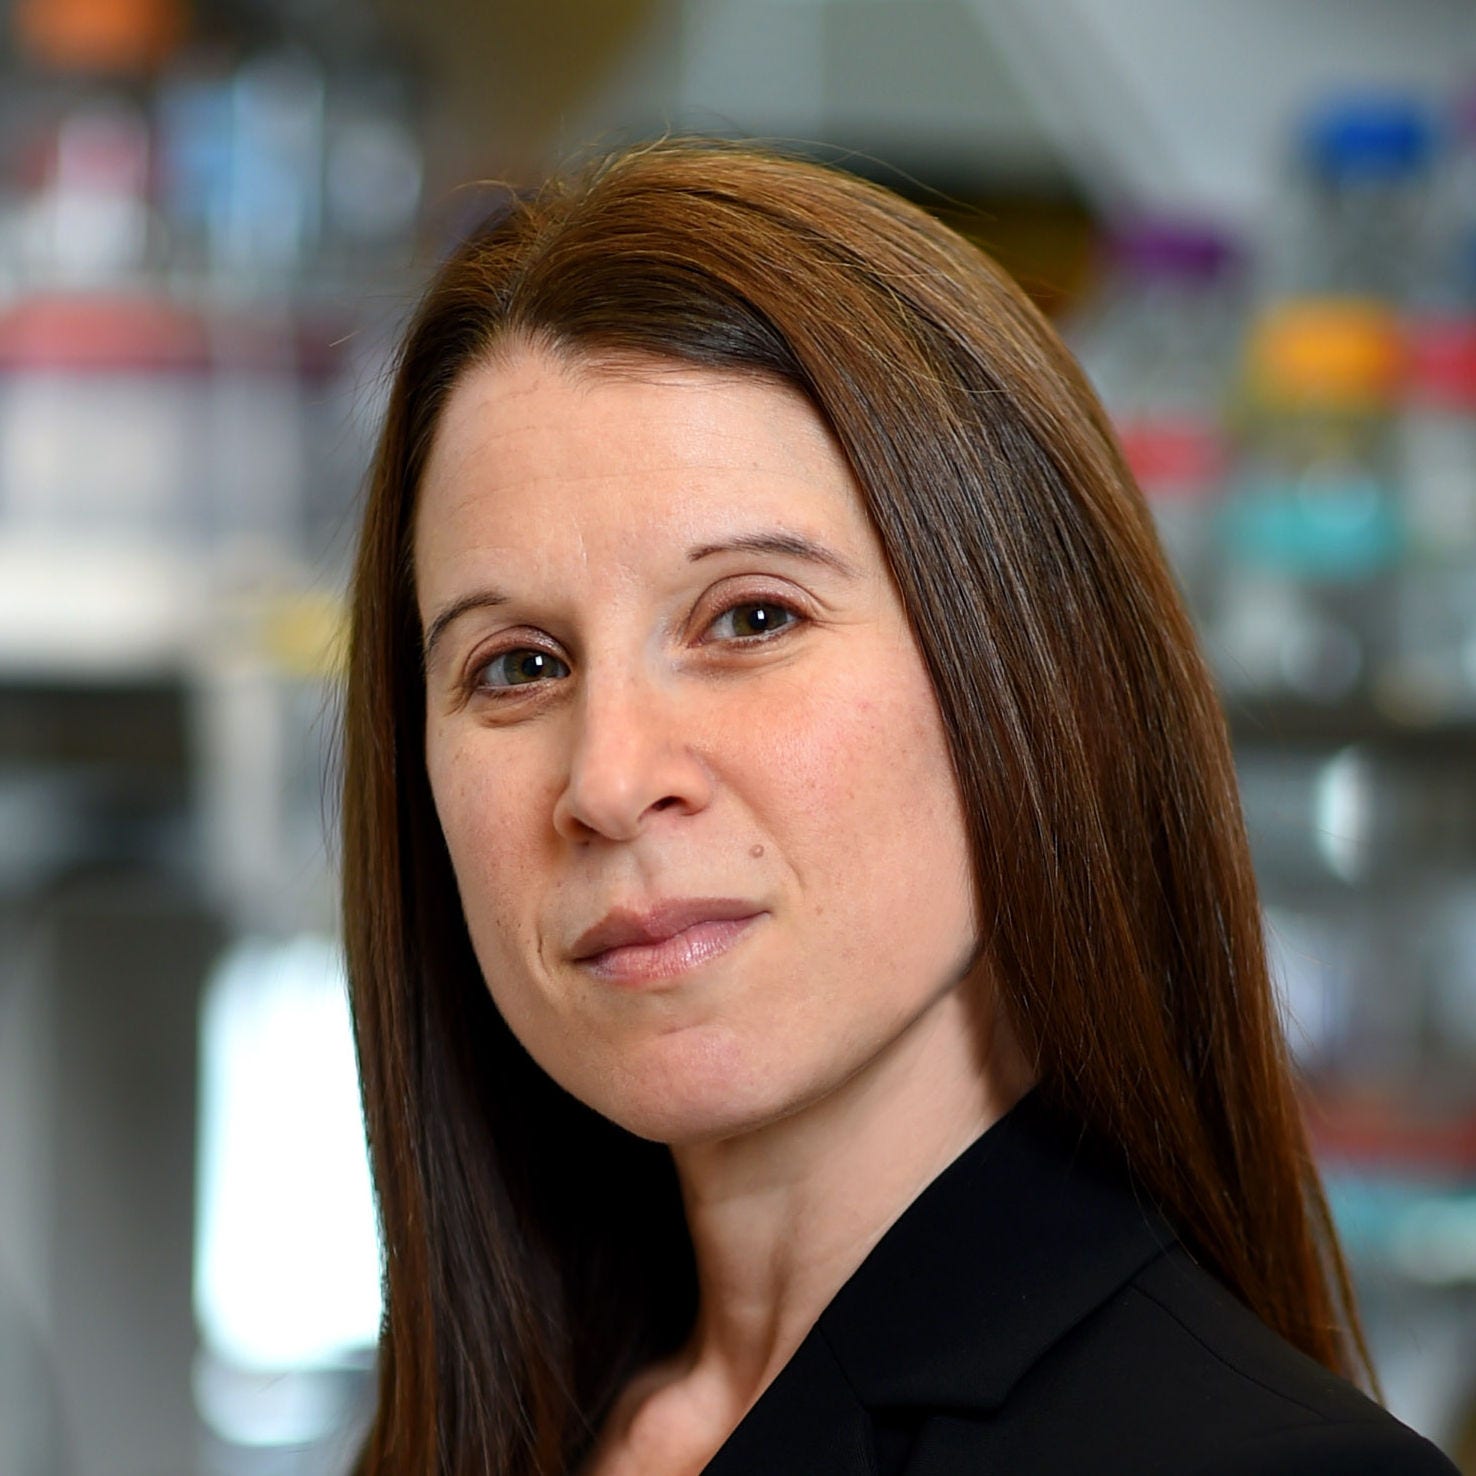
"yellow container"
1244,298,1404,411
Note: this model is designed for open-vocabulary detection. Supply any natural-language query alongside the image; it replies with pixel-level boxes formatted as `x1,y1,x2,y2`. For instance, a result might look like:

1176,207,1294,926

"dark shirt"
700,1088,1459,1474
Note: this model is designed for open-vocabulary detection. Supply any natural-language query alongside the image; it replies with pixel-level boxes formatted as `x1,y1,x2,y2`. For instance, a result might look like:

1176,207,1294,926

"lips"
571,897,763,961
570,898,767,986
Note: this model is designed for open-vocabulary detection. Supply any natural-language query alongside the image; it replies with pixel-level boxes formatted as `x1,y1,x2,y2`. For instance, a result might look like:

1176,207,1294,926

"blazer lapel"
698,1088,1177,1474
820,1088,1176,1414
700,1328,879,1475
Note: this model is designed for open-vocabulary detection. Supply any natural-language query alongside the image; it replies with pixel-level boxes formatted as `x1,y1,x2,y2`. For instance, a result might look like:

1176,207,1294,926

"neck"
665,978,1036,1422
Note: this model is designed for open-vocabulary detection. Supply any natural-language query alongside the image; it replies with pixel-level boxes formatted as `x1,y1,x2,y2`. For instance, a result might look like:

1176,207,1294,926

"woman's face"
415,346,982,1145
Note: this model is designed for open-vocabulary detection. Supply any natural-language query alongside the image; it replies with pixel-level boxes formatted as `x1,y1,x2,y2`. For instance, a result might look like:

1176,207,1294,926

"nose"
551,671,715,843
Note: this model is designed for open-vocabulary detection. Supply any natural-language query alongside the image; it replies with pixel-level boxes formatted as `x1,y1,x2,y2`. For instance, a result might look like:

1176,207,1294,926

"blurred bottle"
2,0,187,289
1248,746,1402,1087
1387,317,1476,716
1379,81,1476,721
154,45,237,284
1415,82,1476,314
1072,221,1243,629
0,292,210,549
1271,94,1434,305
202,302,309,562
321,59,423,285
1249,738,1476,1096
30,93,155,286
218,44,326,290
1212,299,1403,702
11,0,182,75
1423,872,1476,1088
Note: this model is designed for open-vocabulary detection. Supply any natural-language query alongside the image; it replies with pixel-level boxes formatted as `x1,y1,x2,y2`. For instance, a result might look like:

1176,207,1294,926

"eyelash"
465,595,807,699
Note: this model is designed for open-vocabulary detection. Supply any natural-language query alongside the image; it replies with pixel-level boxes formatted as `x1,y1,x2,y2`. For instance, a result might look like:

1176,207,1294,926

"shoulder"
904,1245,1458,1476
1181,1416,1460,1475
1116,1247,1458,1472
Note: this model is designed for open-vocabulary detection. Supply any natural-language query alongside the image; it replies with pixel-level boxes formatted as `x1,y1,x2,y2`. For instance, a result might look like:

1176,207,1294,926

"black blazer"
699,1089,1458,1474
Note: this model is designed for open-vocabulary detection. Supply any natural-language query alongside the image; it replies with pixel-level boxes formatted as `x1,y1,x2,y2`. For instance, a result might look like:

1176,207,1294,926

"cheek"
425,725,553,965
757,658,975,949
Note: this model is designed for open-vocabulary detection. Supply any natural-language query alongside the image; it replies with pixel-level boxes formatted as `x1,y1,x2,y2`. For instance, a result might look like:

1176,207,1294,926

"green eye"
478,649,570,689
712,602,798,640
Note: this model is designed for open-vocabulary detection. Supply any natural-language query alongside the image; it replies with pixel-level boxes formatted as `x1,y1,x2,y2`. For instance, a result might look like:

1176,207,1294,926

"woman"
341,140,1456,1474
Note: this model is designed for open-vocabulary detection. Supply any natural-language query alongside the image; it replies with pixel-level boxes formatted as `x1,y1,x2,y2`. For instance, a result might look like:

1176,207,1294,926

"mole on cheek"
750,844,765,859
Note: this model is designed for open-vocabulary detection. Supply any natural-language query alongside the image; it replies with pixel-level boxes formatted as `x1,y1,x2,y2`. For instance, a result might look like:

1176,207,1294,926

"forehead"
412,347,874,584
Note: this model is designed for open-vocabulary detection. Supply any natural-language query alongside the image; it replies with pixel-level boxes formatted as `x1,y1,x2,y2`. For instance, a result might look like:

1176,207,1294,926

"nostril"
651,795,683,812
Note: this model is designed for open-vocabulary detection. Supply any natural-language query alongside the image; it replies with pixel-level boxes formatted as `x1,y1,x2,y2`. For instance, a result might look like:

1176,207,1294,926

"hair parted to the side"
342,137,1373,1476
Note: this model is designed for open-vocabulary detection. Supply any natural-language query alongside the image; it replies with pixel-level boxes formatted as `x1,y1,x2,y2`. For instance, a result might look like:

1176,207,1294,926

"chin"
567,1044,795,1147
595,1081,777,1147
608,1102,751,1147
588,1041,847,1149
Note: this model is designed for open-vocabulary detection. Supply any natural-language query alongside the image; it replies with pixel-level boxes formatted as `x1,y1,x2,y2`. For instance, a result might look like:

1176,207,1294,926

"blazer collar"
815,1085,1176,1413
700,1089,1178,1474
698,1329,883,1476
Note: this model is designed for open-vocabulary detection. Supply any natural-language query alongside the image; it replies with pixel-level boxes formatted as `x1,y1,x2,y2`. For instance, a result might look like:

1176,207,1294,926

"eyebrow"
422,529,857,667
686,530,859,579
423,589,509,668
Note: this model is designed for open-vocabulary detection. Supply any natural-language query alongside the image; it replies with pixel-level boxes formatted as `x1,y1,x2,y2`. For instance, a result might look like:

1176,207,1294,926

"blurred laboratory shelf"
1227,695,1476,756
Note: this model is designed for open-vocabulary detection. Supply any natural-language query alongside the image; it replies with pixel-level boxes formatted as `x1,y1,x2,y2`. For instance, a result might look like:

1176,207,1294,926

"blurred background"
1,0,1475,1471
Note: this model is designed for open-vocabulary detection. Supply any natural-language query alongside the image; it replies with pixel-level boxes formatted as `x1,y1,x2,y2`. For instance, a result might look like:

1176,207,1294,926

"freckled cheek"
426,731,553,946
761,668,968,927
761,679,928,835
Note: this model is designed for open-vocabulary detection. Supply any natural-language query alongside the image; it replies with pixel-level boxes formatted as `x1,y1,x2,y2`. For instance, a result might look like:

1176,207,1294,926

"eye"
707,599,801,642
474,648,571,691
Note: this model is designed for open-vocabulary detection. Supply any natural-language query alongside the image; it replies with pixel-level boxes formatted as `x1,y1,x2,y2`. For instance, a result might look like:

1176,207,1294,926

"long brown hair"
342,139,1372,1475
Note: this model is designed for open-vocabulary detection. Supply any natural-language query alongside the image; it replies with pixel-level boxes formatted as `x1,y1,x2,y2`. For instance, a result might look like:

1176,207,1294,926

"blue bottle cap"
1304,96,1433,181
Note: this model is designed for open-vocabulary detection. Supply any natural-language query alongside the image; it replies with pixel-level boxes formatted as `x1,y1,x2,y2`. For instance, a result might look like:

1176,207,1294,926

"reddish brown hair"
342,139,1371,1475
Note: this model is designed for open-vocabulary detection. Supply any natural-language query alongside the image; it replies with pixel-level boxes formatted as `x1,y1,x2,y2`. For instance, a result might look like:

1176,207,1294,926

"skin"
415,343,1036,1474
